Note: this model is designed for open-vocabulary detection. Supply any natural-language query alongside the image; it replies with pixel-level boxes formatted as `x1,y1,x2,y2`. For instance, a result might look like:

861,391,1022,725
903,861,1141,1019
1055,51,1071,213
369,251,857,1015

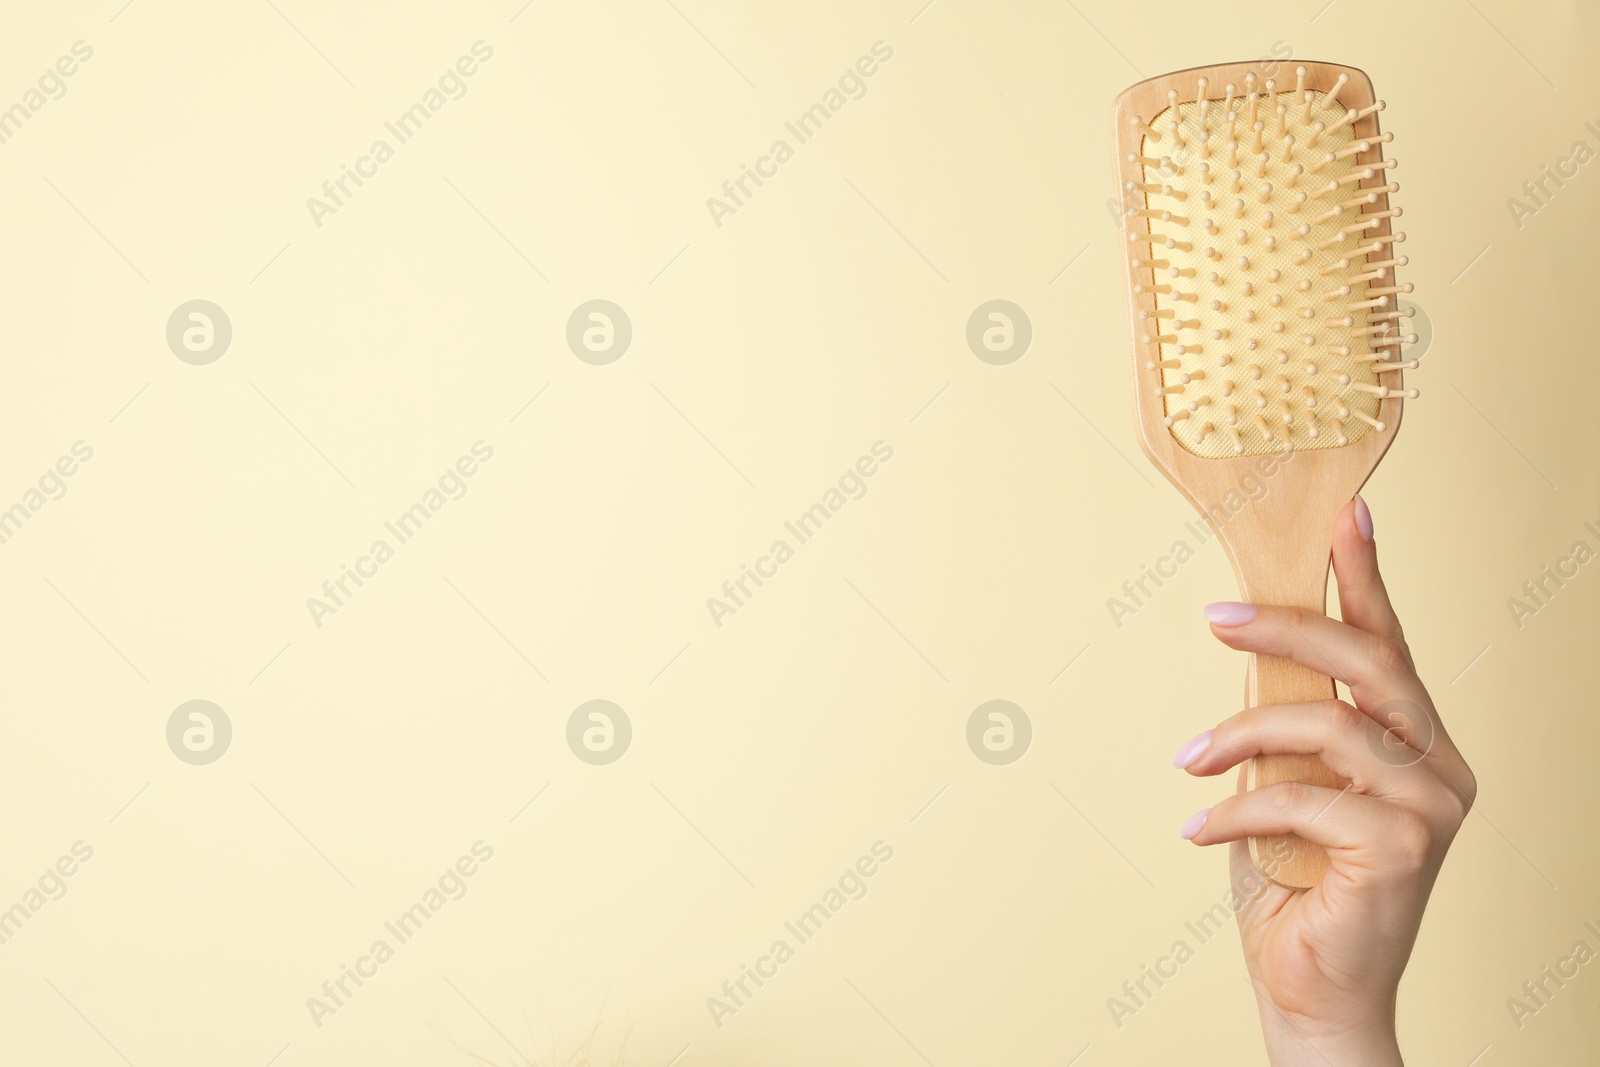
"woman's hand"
1172,496,1476,1066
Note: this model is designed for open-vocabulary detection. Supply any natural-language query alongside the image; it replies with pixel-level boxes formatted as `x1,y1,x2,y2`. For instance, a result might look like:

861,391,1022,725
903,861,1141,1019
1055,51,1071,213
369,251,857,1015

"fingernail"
1180,808,1211,840
1203,601,1258,625
1173,729,1213,769
1354,495,1374,542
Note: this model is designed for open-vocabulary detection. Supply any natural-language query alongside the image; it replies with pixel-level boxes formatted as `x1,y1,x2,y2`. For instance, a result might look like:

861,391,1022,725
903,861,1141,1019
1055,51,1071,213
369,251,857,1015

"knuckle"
1276,605,1311,631
1354,571,1386,601
1435,790,1472,830
1229,705,1267,739
1320,699,1364,738
1389,810,1434,870
1370,636,1412,677
1454,767,1479,818
1267,780,1314,814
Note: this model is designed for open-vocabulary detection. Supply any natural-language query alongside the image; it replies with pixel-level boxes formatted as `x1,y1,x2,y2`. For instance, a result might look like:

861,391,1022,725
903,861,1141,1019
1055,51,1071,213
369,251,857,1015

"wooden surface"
1111,62,1404,888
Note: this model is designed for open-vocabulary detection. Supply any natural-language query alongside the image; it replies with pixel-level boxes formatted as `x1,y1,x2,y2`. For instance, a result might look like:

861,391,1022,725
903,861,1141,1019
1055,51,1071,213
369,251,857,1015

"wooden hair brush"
1111,62,1419,887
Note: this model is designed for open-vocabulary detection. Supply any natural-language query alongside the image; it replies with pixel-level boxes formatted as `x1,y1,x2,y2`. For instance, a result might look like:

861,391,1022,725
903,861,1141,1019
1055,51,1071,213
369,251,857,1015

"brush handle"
1238,518,1350,889
1244,648,1346,887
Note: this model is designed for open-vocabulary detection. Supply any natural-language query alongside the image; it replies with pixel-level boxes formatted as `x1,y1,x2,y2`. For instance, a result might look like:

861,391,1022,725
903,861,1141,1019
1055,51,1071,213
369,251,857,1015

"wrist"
1259,1008,1402,1067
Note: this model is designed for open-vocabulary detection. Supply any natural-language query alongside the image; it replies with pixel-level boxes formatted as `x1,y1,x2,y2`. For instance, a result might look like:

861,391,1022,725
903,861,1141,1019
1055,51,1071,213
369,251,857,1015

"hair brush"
1111,62,1420,887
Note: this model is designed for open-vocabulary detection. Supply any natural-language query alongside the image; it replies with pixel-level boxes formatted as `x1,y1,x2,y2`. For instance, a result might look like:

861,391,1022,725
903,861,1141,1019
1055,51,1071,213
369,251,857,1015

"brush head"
1119,66,1416,459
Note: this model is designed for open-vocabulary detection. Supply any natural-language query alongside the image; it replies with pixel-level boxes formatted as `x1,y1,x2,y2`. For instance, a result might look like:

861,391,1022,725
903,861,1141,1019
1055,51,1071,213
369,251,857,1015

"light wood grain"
1112,61,1404,888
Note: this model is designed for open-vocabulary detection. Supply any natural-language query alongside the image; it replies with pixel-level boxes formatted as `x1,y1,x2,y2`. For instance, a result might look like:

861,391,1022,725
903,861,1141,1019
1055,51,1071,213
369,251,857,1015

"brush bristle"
1127,70,1418,458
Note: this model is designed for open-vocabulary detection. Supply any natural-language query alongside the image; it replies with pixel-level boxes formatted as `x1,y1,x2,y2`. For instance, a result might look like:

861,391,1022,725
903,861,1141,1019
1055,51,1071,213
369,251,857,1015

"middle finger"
1177,698,1439,799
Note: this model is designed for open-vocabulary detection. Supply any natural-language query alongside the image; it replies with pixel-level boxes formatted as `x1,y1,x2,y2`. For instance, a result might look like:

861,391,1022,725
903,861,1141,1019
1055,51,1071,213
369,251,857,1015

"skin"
1178,498,1477,1066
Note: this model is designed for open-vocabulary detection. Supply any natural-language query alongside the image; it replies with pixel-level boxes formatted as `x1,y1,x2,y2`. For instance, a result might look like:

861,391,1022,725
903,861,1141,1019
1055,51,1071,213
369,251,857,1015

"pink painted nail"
1354,495,1374,542
1173,729,1213,769
1203,601,1258,625
1180,809,1211,840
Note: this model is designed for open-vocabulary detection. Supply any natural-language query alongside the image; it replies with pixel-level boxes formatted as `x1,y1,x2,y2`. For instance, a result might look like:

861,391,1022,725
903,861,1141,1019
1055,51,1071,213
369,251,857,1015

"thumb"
1332,496,1404,645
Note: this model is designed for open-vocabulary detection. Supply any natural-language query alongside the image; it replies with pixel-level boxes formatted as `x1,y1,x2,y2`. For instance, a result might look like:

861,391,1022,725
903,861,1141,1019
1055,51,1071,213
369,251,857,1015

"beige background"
0,0,1596,1064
